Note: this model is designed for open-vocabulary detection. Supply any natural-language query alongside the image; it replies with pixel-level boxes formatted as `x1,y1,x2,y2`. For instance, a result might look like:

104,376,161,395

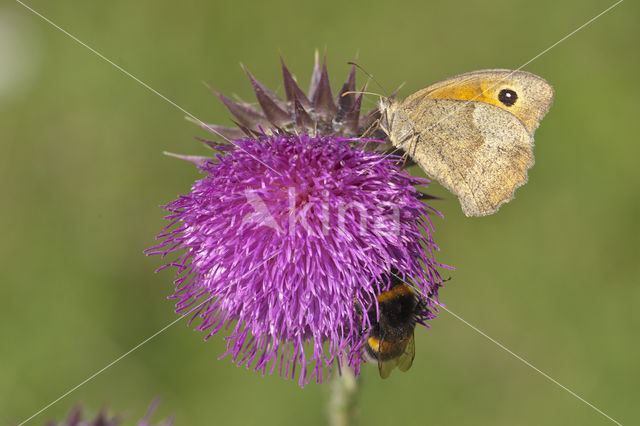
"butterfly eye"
498,89,518,106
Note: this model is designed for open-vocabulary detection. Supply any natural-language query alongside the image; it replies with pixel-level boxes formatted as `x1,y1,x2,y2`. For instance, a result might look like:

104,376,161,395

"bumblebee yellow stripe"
376,283,413,303
367,336,409,352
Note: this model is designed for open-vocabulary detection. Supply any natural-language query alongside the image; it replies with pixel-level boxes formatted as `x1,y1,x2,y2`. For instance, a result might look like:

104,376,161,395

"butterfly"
379,69,554,216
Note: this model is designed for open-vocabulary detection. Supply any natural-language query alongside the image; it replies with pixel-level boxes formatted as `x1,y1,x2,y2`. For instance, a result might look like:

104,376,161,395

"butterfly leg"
396,131,419,167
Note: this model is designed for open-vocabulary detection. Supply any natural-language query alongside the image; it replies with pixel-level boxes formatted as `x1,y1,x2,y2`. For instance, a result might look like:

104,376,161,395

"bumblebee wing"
397,334,416,372
378,357,400,379
377,335,416,378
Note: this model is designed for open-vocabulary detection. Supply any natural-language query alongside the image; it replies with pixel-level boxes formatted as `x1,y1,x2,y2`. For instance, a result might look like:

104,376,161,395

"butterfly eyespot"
498,89,518,106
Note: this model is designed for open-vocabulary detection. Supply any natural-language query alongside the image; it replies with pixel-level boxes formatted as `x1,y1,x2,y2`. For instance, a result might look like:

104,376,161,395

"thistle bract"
148,133,446,386
190,52,393,156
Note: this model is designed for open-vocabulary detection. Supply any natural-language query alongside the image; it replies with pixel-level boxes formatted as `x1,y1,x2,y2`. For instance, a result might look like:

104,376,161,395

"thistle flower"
45,399,174,426
148,55,449,386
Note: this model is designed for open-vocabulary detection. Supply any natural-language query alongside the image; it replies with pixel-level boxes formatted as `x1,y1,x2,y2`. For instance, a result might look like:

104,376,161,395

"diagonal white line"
14,0,282,175
16,309,193,426
395,268,624,425
516,0,624,71
441,306,623,426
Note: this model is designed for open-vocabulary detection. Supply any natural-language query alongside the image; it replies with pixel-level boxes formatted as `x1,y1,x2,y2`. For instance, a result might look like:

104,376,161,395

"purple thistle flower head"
148,133,447,386
45,399,174,426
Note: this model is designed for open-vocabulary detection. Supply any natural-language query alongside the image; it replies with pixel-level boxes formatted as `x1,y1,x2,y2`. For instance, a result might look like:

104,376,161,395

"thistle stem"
328,366,358,426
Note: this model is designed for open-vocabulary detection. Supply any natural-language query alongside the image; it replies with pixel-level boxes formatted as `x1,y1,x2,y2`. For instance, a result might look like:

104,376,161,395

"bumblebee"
364,272,427,378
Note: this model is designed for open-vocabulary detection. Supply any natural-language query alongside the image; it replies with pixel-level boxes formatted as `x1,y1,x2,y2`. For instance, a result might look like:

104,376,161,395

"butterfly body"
379,69,553,216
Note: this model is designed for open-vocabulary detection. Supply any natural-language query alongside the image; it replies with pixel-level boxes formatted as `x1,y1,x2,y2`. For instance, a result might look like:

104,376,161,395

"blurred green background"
1,0,638,424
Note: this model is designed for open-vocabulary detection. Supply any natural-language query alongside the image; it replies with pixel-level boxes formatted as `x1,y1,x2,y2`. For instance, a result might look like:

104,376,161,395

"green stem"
328,365,358,426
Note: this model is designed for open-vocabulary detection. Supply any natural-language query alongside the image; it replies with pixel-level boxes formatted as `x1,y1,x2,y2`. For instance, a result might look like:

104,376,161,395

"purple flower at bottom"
147,133,448,386
45,399,174,426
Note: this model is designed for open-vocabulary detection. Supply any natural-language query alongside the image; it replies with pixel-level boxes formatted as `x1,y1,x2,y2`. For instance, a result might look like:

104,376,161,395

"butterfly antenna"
347,61,389,97
341,90,386,98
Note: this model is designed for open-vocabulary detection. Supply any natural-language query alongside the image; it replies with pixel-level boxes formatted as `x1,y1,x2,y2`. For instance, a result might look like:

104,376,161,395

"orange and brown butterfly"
379,69,554,217
364,272,427,378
